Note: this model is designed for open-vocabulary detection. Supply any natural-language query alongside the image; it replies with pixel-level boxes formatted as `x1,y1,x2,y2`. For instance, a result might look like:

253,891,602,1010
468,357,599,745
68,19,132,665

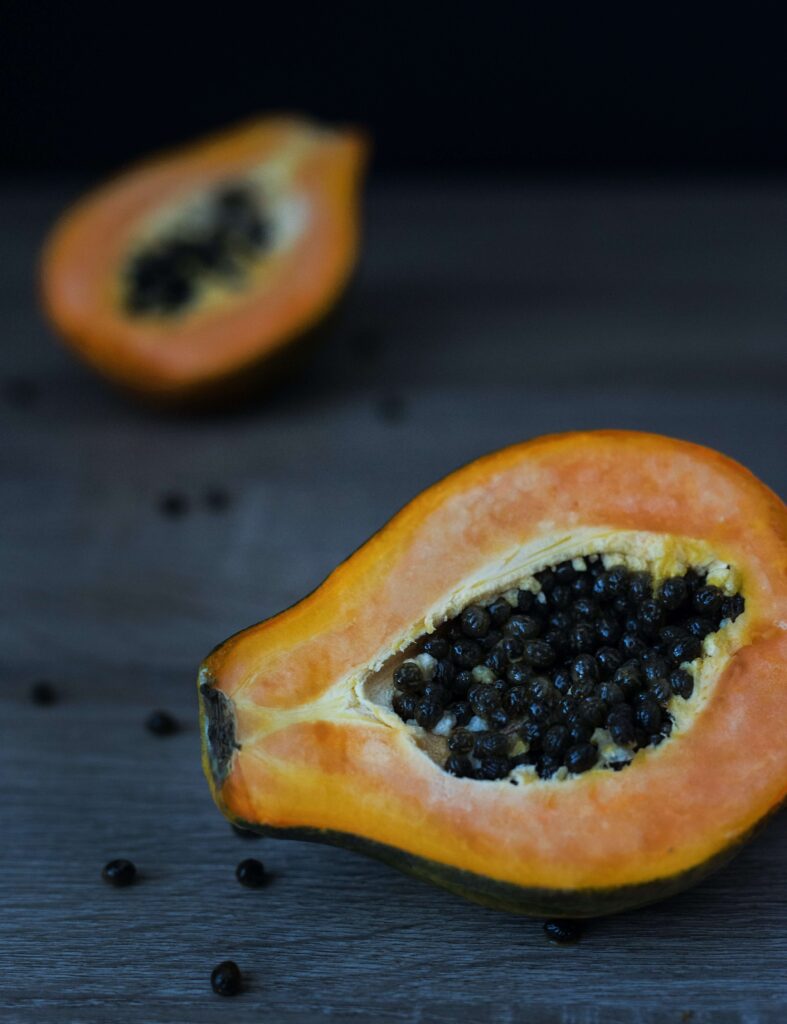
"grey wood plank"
0,181,785,1023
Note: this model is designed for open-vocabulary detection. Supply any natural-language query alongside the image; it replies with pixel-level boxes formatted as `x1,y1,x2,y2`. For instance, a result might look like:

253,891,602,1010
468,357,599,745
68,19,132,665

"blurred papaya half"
40,116,368,405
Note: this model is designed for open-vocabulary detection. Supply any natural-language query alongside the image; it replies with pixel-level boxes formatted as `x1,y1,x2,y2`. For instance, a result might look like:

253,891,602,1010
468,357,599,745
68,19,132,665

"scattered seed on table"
102,859,137,887
211,960,242,997
30,681,58,705
543,919,584,944
145,710,178,736
236,858,267,888
204,487,231,512
159,492,188,517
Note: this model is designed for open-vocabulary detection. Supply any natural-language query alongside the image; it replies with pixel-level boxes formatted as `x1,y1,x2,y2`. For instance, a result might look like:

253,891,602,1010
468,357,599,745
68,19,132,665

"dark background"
4,2,787,177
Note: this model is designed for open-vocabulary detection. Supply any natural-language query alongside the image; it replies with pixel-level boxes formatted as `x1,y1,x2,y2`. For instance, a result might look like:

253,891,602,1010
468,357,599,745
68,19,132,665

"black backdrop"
4,2,787,176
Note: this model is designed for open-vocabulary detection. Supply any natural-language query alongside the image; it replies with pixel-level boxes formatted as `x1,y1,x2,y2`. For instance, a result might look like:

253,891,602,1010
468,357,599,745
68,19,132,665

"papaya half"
40,116,367,404
198,431,787,917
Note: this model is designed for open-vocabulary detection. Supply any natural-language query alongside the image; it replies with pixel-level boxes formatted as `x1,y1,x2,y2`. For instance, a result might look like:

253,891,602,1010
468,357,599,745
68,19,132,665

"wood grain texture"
1,181,786,1023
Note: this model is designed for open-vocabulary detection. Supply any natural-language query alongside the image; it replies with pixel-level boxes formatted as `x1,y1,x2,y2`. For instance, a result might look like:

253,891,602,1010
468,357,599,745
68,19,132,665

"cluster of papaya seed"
125,183,269,316
391,557,744,782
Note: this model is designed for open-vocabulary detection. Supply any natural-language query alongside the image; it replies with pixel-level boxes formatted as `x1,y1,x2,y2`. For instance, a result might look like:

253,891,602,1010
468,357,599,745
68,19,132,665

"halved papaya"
198,431,787,916
40,116,367,404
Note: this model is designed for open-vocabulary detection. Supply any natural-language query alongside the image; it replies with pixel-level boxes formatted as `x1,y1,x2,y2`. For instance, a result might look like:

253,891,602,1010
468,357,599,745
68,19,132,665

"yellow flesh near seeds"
227,529,745,785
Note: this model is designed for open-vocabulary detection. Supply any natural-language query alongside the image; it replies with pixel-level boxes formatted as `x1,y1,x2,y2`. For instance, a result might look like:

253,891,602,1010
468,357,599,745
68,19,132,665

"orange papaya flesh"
199,431,787,916
40,116,368,404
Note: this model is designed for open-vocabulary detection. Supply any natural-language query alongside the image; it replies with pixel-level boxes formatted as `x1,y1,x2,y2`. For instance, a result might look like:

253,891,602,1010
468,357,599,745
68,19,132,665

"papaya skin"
198,431,787,916
40,116,368,406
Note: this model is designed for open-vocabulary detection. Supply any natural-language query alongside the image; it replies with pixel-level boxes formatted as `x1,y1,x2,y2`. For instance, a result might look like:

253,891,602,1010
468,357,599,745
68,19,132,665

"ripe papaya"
41,116,367,405
199,431,787,916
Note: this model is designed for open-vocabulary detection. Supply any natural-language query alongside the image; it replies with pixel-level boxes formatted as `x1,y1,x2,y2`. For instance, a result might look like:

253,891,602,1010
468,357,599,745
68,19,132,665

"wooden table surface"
1,180,785,1023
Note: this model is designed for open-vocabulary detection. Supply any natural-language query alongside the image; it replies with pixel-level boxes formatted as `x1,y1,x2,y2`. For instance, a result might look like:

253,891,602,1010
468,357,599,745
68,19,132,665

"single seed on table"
236,858,267,888
145,710,178,735
205,487,231,512
211,960,243,997
102,859,137,887
30,680,58,705
159,492,188,517
543,919,584,944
